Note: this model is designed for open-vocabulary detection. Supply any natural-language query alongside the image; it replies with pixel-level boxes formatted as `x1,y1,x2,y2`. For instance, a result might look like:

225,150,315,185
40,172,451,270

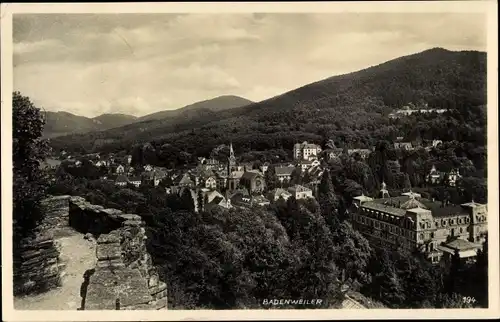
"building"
293,141,322,161
426,165,444,184
144,164,153,172
177,173,195,188
129,176,142,188
202,158,220,170
347,149,372,160
259,162,270,174
204,176,218,190
228,142,237,173
115,175,128,187
239,170,266,194
438,238,483,266
39,158,62,170
116,164,125,174
227,170,245,191
349,189,487,264
268,188,292,202
323,148,344,162
448,169,462,187
299,159,321,171
275,166,295,183
394,142,413,150
287,185,314,200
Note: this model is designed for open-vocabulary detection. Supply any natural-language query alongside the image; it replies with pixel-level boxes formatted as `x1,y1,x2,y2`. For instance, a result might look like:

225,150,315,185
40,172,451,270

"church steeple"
228,142,237,174
229,142,235,158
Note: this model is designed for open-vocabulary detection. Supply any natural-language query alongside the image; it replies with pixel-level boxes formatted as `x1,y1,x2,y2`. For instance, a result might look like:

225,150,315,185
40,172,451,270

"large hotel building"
348,183,487,264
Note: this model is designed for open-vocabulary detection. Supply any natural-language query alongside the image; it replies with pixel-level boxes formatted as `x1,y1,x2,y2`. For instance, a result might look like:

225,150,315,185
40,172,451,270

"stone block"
96,243,122,261
97,233,121,244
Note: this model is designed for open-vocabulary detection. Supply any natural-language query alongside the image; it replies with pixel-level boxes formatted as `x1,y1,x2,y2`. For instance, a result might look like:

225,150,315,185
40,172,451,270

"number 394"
463,296,477,304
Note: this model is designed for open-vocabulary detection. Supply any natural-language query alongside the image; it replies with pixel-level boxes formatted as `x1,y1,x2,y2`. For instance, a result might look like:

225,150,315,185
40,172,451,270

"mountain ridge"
48,47,487,154
42,95,254,138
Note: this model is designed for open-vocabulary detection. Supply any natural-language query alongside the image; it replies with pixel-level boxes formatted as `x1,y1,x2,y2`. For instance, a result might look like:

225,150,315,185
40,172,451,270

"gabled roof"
178,173,194,185
240,170,263,181
115,175,128,183
275,166,295,176
400,197,428,210
228,170,245,179
441,239,481,252
288,184,312,193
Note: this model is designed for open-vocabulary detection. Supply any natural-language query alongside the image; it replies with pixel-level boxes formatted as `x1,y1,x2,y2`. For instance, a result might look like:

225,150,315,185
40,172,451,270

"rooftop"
368,195,471,218
275,166,295,176
445,238,481,251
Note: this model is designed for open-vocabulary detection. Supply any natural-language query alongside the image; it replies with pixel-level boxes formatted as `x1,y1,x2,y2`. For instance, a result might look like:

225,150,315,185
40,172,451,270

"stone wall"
15,194,167,309
13,195,71,296
68,196,167,310
40,195,71,230
13,232,66,296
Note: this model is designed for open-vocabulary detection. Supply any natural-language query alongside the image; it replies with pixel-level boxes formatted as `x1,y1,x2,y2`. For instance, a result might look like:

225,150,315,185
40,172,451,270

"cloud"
13,13,487,117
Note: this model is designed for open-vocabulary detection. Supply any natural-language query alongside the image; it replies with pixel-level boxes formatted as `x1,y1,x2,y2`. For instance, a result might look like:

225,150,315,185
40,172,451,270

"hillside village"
41,131,486,267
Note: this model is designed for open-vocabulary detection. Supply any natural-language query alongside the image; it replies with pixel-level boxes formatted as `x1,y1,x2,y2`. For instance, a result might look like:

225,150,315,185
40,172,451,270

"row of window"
356,215,417,239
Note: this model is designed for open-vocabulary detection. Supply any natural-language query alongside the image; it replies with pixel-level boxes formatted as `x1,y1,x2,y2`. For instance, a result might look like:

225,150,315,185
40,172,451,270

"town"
41,136,487,267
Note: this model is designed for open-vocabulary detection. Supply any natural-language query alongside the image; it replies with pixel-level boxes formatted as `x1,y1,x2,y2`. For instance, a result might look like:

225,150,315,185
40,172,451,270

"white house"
205,176,217,190
293,141,322,161
287,184,313,200
116,164,125,174
144,164,153,172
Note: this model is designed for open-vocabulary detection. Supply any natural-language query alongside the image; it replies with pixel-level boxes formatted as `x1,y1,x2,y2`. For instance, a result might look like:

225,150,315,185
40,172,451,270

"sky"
13,13,487,118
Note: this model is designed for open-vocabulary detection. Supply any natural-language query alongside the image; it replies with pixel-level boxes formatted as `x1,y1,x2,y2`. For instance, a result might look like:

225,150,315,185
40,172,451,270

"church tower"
228,142,237,174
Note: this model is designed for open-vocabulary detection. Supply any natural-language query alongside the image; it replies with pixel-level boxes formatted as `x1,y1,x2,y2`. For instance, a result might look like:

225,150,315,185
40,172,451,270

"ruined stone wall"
13,196,70,296
13,233,66,296
15,194,167,309
68,196,167,310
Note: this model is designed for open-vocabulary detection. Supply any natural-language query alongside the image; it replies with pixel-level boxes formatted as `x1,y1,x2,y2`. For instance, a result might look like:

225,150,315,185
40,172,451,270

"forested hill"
233,47,486,117
43,111,138,138
137,95,254,122
48,48,487,156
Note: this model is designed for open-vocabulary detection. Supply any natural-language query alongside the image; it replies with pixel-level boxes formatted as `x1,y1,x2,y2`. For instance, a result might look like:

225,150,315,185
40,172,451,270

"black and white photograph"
2,1,498,320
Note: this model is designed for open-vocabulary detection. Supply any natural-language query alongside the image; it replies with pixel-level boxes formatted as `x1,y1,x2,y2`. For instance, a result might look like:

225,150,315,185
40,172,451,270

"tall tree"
197,189,204,213
264,165,278,191
13,92,50,294
290,166,303,185
317,170,340,228
180,188,195,212
13,92,49,238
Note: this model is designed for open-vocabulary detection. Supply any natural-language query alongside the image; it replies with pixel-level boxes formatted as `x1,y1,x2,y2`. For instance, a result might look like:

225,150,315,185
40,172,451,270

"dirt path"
14,228,96,310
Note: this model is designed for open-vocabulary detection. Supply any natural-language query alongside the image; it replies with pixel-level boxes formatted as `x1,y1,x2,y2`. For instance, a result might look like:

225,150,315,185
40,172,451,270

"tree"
331,221,372,285
264,165,278,191
317,170,340,228
403,173,412,191
13,92,50,294
13,92,49,239
290,166,303,185
180,188,195,212
373,250,406,307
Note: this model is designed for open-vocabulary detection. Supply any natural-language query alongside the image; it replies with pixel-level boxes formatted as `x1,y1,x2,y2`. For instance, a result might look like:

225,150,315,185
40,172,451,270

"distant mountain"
137,95,254,122
43,111,138,138
49,48,486,154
